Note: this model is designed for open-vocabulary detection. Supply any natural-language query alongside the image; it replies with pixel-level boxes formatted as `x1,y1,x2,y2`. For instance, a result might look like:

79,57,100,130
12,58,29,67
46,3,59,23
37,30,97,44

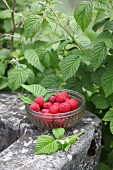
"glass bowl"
25,89,85,130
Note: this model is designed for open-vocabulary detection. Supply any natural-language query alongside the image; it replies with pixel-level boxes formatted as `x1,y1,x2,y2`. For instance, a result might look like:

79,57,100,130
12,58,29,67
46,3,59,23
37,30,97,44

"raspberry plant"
1,0,113,168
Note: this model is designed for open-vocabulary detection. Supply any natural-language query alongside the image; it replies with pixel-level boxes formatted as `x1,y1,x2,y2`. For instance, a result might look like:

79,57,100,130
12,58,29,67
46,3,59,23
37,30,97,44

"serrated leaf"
98,163,111,170
92,18,109,32
21,84,47,97
101,66,113,97
8,66,28,91
0,77,8,90
24,15,43,38
94,31,113,49
52,128,65,139
35,135,58,154
110,120,113,134
91,94,109,109
102,109,113,122
74,1,93,32
95,9,108,23
64,144,71,152
93,1,107,10
91,67,106,87
19,95,34,104
91,42,107,71
26,68,35,85
60,50,80,81
66,76,82,94
0,9,11,19
104,20,113,31
0,63,6,77
24,49,44,72
108,94,113,107
40,74,59,88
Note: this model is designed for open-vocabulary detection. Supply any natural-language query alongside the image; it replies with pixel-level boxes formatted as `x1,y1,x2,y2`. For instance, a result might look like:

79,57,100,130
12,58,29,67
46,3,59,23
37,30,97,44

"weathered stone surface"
0,92,102,170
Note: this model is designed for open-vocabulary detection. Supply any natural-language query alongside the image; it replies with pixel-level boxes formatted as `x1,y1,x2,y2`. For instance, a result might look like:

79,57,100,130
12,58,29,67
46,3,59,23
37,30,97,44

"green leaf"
95,9,108,23
110,120,113,134
91,67,106,87
104,20,113,31
0,77,8,90
26,68,35,85
108,94,113,107
19,95,34,104
8,65,28,91
24,15,43,38
66,76,82,94
94,31,113,49
91,42,107,71
92,18,109,32
52,128,65,139
44,92,56,102
60,50,81,81
64,144,71,152
40,74,59,88
24,49,44,72
74,1,93,32
91,94,109,109
0,63,6,77
21,84,47,97
102,109,113,122
98,163,111,170
101,66,113,97
35,135,58,154
0,9,11,19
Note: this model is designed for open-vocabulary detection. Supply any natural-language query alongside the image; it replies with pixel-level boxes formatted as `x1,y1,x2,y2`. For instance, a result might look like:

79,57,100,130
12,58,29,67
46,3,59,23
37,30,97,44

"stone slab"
0,92,102,170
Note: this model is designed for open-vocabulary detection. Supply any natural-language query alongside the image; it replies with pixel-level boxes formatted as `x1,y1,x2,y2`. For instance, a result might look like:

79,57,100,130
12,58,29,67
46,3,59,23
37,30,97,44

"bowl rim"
25,88,86,118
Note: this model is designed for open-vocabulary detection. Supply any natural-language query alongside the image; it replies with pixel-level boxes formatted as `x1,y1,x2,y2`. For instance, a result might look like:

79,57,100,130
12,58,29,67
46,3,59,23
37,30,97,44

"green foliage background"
0,0,113,169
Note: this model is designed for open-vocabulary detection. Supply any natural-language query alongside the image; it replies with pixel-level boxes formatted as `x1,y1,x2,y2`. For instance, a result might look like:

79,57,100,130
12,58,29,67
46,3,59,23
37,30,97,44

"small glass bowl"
25,89,85,130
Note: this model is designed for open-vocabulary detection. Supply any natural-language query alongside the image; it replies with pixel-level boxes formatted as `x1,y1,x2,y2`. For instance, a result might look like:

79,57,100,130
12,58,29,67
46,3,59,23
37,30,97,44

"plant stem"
10,0,16,51
62,130,85,140
2,0,12,13
49,6,83,51
0,34,21,39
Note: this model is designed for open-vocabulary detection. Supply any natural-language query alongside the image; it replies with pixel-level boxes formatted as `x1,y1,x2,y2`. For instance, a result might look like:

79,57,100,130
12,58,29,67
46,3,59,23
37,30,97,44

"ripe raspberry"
50,105,59,114
43,102,52,109
48,96,56,103
34,96,44,107
41,109,50,113
55,92,66,103
61,92,70,99
59,102,70,113
53,102,60,107
29,102,40,112
69,98,79,110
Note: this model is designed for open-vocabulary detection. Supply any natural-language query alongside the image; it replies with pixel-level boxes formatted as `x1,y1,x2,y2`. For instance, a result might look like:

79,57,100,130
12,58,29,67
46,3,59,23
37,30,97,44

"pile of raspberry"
29,91,79,114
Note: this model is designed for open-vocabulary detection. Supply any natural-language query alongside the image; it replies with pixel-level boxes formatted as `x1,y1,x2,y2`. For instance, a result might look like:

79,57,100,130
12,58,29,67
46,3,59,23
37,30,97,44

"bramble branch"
0,34,21,39
11,0,16,51
2,0,12,13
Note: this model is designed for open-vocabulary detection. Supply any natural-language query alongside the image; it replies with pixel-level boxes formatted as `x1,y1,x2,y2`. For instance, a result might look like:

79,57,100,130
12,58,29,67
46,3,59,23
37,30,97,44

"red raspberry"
53,102,60,107
69,98,79,110
41,109,50,113
61,92,70,99
50,105,59,114
65,98,70,103
43,102,52,109
55,92,66,103
48,96,56,103
34,96,44,107
59,102,70,113
29,102,40,112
